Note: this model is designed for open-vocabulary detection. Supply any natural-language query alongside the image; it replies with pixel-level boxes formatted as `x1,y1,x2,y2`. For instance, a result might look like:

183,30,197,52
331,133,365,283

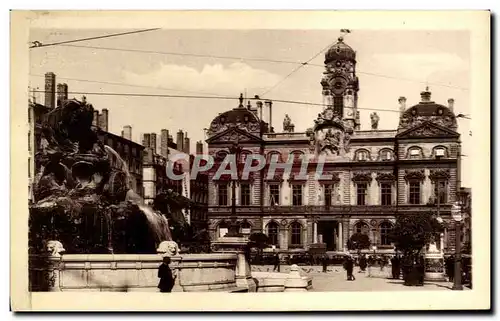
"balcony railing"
207,204,454,215
263,132,309,141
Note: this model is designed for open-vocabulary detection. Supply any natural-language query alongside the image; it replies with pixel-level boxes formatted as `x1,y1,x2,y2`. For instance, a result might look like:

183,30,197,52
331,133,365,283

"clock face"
330,77,347,95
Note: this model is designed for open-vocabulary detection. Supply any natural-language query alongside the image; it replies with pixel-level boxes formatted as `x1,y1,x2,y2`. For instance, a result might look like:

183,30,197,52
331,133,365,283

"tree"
389,212,444,286
248,232,269,264
390,212,443,257
347,233,371,252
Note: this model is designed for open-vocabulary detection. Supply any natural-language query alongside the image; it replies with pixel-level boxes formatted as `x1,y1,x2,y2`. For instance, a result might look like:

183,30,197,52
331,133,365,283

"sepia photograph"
10,10,490,311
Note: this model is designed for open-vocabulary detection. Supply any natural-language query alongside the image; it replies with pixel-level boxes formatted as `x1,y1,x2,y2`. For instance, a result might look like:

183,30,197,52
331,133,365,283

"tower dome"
324,37,356,64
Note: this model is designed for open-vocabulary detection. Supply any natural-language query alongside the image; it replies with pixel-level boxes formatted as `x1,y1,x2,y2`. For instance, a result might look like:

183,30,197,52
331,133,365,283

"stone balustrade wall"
29,253,239,292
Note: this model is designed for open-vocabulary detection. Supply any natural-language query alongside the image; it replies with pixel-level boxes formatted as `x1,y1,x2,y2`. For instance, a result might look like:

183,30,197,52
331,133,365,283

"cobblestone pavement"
251,265,465,292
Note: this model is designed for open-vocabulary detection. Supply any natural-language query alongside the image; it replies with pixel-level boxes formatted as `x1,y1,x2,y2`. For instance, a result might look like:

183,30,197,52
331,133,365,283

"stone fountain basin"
252,271,312,292
30,253,239,292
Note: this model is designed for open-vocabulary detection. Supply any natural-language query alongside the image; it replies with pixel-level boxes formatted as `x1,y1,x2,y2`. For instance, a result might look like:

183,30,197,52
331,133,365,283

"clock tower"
321,36,359,130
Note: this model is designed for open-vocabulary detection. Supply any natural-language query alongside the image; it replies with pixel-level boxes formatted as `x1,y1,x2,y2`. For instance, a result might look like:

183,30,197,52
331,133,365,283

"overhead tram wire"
29,28,161,49
28,74,225,97
259,39,340,97
53,44,469,91
32,89,404,114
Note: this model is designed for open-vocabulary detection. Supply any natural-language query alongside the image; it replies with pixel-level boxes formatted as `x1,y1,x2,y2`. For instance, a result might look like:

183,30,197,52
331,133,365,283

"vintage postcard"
10,10,490,311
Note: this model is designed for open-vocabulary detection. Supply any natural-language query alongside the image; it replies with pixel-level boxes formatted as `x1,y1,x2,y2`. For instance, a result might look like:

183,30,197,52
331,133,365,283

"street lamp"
451,192,466,291
225,140,243,237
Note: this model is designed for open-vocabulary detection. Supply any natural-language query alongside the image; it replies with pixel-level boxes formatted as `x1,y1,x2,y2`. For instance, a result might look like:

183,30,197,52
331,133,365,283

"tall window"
333,96,343,115
290,222,302,246
381,183,392,206
218,184,228,205
379,222,393,246
292,184,303,206
357,183,367,205
240,183,251,206
324,184,334,206
28,132,31,152
267,222,279,246
409,181,421,204
434,180,447,204
269,184,280,206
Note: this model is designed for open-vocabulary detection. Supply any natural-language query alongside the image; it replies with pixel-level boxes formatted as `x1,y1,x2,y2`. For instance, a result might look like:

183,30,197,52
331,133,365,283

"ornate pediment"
206,127,262,144
429,169,451,181
397,121,459,139
404,169,425,181
352,172,372,183
376,172,396,184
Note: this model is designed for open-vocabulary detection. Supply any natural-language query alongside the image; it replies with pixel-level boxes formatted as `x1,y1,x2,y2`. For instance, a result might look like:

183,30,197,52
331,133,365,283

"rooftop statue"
283,114,295,133
370,112,380,130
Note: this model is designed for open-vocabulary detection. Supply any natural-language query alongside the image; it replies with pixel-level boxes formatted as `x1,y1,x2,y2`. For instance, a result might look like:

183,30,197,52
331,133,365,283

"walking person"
344,255,356,281
273,252,280,272
158,256,176,293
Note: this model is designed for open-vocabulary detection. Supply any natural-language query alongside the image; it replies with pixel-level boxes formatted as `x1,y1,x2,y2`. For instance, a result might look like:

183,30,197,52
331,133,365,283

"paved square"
251,265,463,291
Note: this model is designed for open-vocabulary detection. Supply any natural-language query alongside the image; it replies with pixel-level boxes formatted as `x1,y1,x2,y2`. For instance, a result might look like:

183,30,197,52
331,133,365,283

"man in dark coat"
273,252,280,272
158,256,176,293
322,254,328,273
359,254,367,273
344,256,356,281
391,255,401,279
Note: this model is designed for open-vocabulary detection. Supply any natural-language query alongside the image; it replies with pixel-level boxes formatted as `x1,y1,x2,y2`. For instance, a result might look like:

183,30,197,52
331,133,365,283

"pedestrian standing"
158,256,176,293
344,256,356,281
359,254,367,273
322,254,328,273
273,252,280,272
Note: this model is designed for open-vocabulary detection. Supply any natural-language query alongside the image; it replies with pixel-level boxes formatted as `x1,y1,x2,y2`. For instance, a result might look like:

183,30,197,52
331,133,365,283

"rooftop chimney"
44,72,56,108
150,133,157,154
160,129,169,158
122,125,132,141
398,96,407,113
92,110,99,127
196,141,203,155
184,133,190,154
56,83,68,107
265,100,273,133
447,98,455,112
256,100,263,120
142,133,151,148
98,109,109,131
420,87,432,102
176,130,184,152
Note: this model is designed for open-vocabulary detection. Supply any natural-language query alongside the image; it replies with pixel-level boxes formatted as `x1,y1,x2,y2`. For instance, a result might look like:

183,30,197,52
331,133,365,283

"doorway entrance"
318,221,338,251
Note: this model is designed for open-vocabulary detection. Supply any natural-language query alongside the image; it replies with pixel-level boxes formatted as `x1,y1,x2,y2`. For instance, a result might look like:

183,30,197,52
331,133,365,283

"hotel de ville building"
204,36,462,254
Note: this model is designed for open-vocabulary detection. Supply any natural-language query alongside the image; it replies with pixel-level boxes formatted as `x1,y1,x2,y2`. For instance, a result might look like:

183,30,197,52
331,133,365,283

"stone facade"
205,38,462,254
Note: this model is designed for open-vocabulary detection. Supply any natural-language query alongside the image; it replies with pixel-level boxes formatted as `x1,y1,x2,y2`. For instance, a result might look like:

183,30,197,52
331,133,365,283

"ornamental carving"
352,172,372,183
404,169,425,181
218,131,252,142
317,171,341,182
376,172,396,184
429,169,451,181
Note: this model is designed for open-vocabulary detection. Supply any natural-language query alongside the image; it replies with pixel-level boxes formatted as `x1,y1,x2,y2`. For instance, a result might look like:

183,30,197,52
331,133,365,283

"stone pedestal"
211,236,257,292
284,264,312,292
424,242,446,282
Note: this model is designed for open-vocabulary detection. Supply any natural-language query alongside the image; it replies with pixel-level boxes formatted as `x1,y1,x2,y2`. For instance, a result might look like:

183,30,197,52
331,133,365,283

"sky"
28,29,472,187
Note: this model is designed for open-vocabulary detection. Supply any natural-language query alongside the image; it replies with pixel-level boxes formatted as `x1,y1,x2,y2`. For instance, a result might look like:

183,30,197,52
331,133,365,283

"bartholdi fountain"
28,99,245,292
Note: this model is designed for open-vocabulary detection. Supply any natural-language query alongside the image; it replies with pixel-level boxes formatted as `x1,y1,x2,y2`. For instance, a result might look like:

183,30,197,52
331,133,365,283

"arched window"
267,221,279,246
355,222,370,235
408,146,423,159
379,222,393,246
290,151,304,163
240,221,251,234
355,149,370,161
433,146,448,158
380,149,393,161
290,222,302,246
218,221,229,238
266,151,282,163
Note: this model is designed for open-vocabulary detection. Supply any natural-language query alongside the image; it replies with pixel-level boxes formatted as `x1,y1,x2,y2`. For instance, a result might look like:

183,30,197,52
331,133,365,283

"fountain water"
29,98,177,254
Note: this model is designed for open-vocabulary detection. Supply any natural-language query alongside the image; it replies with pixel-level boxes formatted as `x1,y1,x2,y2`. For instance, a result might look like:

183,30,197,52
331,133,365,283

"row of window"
216,181,448,206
